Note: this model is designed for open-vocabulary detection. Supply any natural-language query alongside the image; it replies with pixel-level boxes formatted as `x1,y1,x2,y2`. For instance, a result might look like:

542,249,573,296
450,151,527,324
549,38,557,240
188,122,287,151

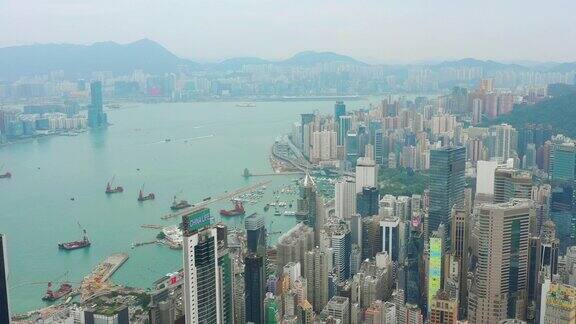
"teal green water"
0,100,373,313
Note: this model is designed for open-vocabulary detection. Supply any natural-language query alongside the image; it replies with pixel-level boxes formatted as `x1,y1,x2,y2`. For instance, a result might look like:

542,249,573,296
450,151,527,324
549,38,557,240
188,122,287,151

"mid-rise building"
321,296,350,324
542,283,576,324
429,290,458,324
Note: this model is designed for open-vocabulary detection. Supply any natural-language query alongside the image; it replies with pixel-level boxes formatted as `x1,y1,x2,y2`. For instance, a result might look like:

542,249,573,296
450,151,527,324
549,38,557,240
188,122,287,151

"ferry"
236,102,256,108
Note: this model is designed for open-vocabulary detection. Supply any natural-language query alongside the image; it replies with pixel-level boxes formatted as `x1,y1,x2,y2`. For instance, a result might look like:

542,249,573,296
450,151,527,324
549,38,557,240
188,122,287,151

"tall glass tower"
88,81,108,128
429,146,466,233
334,101,346,122
245,253,265,324
0,234,10,324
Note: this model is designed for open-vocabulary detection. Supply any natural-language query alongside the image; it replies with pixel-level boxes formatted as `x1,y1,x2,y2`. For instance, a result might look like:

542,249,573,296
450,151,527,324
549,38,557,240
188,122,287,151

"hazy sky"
1,0,575,63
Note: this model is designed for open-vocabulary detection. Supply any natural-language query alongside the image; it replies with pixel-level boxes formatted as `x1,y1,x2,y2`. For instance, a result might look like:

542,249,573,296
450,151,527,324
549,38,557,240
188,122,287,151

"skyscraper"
335,179,356,219
429,146,465,233
380,216,400,262
301,113,315,157
245,213,266,255
182,208,221,324
334,101,346,123
355,157,378,193
0,234,10,324
450,205,470,319
338,115,352,147
356,186,379,217
87,81,108,128
218,247,234,324
245,253,266,324
490,124,518,161
329,224,352,282
305,246,332,312
404,218,425,312
468,200,533,323
493,168,533,203
551,141,576,183
296,173,321,244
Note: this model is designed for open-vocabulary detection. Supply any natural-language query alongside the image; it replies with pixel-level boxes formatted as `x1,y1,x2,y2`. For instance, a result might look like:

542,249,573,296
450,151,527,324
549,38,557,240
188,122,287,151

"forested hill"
490,84,576,137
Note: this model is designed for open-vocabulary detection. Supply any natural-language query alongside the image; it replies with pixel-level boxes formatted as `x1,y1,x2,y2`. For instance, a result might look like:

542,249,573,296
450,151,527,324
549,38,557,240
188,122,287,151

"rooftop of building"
547,284,576,308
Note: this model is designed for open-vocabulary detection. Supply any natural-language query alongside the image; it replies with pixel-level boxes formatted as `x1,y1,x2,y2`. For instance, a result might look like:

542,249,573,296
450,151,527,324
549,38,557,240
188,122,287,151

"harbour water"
0,99,373,313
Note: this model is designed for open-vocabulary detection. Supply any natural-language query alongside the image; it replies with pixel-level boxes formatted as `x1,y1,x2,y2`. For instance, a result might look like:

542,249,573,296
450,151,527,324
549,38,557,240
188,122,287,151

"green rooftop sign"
183,208,212,233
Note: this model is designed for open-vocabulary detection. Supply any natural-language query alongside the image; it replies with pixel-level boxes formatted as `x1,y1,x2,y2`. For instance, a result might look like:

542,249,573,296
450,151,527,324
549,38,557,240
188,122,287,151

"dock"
161,180,272,220
80,253,129,301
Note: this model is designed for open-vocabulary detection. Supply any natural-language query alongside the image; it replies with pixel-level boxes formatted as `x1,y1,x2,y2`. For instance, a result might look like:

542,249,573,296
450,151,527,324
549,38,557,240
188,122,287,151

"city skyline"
1,0,576,63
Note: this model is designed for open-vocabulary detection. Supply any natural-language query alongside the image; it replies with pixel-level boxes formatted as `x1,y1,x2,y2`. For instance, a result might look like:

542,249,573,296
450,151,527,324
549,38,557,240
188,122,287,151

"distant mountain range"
0,39,575,80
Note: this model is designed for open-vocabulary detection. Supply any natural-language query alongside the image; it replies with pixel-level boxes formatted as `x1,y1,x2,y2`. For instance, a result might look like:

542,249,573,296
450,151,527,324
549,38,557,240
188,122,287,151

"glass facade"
429,146,466,234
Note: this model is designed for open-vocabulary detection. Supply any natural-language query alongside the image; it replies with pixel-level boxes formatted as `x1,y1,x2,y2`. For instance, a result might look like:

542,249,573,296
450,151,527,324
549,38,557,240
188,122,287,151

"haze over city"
1,0,576,63
3,1,576,324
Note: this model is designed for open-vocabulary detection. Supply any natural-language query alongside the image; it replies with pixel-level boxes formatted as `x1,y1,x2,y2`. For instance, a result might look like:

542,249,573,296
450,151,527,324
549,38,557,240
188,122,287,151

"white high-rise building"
476,160,499,195
380,216,400,262
335,179,357,219
182,209,221,324
356,157,378,193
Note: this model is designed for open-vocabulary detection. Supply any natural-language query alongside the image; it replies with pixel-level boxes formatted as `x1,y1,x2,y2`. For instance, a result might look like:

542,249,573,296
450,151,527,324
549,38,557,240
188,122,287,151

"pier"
80,253,129,301
161,180,272,220
243,169,303,177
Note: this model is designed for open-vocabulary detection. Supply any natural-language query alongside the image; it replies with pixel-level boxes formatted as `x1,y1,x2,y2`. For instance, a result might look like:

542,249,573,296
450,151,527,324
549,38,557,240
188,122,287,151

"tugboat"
58,223,91,251
171,195,191,211
220,201,245,217
137,183,155,202
42,282,72,301
105,175,123,194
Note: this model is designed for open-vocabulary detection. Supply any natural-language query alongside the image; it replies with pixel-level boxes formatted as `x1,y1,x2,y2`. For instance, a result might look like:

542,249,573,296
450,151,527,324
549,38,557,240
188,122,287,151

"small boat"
274,209,281,216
